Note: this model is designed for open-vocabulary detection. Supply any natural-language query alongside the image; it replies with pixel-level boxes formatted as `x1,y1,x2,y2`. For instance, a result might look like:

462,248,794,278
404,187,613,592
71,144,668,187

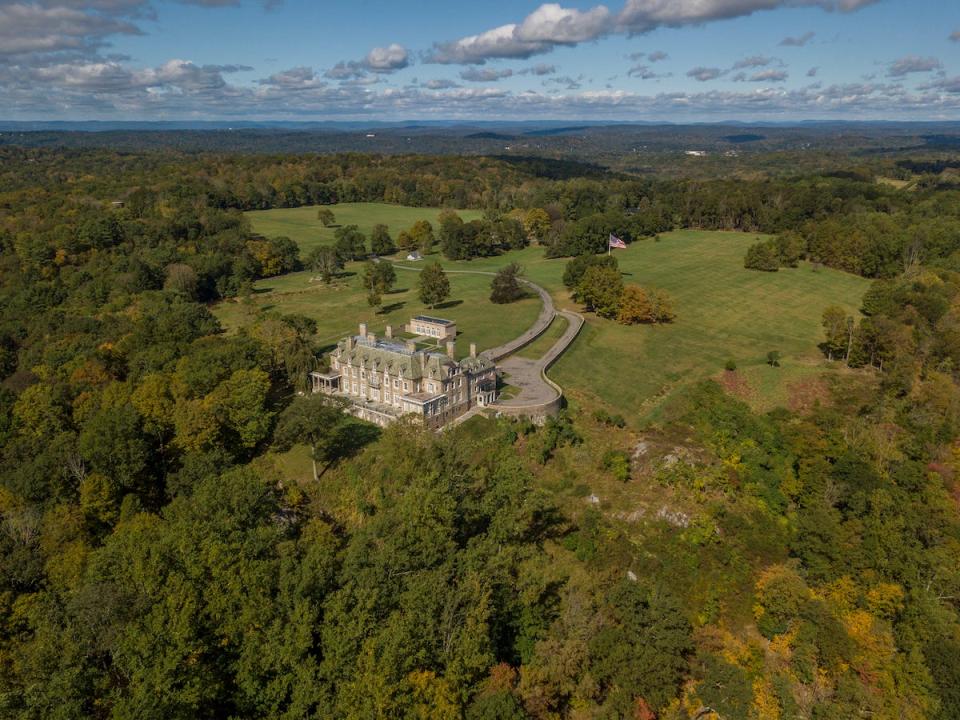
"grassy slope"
246,202,483,255
235,205,870,421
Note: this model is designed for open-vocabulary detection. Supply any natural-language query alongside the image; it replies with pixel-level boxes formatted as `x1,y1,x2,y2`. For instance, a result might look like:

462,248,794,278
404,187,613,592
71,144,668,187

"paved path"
496,310,584,409
393,263,583,411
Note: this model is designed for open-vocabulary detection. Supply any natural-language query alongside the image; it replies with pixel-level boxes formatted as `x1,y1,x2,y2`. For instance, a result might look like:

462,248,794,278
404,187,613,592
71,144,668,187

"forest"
0,145,959,719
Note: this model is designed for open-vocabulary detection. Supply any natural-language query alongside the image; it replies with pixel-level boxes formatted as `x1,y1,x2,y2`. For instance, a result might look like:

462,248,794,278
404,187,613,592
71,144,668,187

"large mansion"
310,320,497,428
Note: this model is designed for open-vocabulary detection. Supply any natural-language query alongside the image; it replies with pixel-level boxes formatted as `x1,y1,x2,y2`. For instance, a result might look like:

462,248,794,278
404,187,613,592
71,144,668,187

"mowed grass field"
246,202,483,255
394,230,869,418
235,204,870,421
214,266,541,360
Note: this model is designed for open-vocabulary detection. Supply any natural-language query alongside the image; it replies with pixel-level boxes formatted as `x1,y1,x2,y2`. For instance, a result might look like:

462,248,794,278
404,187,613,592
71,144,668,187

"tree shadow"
379,302,405,314
433,299,463,310
387,287,408,295
253,287,273,295
327,419,382,464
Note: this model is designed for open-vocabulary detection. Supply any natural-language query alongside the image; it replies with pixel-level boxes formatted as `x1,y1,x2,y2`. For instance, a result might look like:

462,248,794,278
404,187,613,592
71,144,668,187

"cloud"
258,65,325,90
427,0,877,66
364,43,409,73
749,69,788,82
732,55,781,69
7,59,960,122
780,30,815,46
628,63,655,79
544,74,583,90
918,75,960,94
617,0,879,34
460,67,514,82
687,66,722,82
324,43,410,82
520,63,556,75
950,30,960,42
807,66,819,77
0,2,142,57
886,55,943,78
516,3,612,43
422,78,460,89
647,50,667,62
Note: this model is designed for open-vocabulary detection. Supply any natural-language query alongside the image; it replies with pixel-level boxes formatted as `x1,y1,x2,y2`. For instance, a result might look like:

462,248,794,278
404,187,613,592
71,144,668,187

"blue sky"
1,0,959,120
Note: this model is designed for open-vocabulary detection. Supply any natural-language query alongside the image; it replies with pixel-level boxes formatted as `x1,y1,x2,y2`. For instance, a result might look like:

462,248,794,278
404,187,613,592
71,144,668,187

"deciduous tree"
419,262,451,308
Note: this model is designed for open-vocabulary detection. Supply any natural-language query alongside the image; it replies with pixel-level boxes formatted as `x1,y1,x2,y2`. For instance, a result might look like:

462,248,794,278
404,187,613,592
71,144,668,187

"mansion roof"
333,335,493,381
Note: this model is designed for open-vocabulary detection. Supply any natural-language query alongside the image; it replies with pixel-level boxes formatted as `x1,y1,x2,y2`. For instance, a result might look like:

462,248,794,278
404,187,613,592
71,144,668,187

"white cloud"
886,55,943,78
0,2,141,57
749,69,788,82
647,50,667,62
732,55,781,69
515,3,612,43
460,67,513,82
520,63,557,75
687,66,723,82
617,0,879,34
364,43,409,72
427,0,878,66
780,31,815,46
422,78,459,89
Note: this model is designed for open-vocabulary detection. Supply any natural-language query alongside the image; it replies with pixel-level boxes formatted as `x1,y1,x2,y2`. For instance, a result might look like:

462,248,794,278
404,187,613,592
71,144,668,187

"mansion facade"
310,320,497,428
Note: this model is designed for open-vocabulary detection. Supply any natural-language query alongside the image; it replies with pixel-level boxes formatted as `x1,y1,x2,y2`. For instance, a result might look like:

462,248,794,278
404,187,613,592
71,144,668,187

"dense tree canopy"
0,145,959,719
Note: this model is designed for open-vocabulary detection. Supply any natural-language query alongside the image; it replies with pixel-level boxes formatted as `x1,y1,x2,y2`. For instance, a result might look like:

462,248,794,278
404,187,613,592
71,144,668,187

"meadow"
214,266,542,360
233,206,871,421
246,202,483,255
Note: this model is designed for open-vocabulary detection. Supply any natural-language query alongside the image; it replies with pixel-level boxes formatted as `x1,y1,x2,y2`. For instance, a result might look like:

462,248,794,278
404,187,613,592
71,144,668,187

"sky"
1,0,959,121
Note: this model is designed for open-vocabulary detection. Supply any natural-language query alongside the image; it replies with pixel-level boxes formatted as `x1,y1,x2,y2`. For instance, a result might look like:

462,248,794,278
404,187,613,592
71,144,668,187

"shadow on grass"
253,287,273,295
387,287,409,295
433,299,464,310
379,302,406,314
328,419,381,464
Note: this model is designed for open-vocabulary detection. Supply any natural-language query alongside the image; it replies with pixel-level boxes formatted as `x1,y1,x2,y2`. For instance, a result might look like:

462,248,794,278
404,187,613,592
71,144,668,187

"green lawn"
516,314,569,360
214,264,541,360
246,202,483,255
399,230,870,420
233,204,871,422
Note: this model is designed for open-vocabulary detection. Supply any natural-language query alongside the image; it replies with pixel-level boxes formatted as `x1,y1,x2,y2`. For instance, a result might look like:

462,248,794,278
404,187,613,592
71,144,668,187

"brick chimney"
359,322,367,339
469,342,477,358
368,332,376,344
446,341,456,359
385,324,393,339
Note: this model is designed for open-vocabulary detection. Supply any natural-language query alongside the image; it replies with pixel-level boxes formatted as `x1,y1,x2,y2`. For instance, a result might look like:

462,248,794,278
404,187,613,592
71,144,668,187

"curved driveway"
393,263,582,409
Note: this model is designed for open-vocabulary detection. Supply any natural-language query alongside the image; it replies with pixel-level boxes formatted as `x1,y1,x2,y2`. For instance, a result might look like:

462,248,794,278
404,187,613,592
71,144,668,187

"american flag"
608,234,627,249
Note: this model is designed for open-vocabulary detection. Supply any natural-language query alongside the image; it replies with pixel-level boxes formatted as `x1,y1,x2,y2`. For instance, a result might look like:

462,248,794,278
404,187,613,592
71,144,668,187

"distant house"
406,250,423,261
408,315,456,340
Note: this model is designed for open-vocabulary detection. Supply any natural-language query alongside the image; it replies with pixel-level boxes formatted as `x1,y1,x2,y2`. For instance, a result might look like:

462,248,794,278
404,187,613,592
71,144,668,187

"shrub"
744,240,780,272
725,359,737,372
602,449,631,482
593,408,626,428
